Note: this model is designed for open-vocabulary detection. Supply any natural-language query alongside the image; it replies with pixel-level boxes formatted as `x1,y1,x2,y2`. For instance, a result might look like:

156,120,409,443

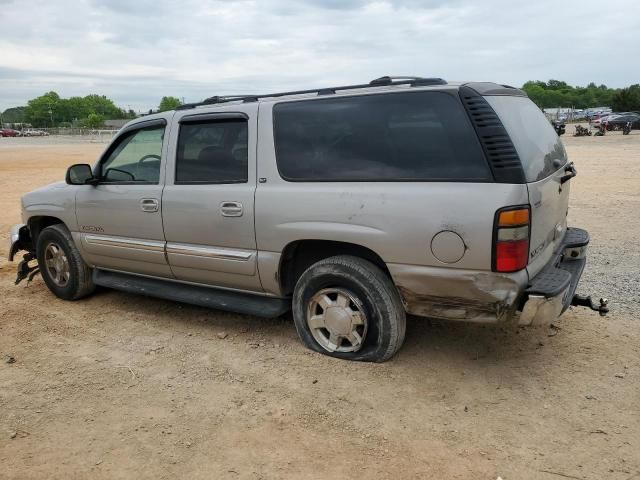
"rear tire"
36,224,95,300
292,255,406,362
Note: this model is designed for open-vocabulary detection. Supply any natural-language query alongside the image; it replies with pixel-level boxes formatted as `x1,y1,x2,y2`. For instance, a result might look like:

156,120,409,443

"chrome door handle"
140,198,159,212
220,201,243,217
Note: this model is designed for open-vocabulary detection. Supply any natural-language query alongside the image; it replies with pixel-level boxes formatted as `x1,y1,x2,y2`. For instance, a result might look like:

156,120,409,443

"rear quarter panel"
255,101,530,295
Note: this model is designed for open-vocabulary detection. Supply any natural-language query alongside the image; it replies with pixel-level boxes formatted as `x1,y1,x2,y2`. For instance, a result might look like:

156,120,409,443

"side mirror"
66,164,97,185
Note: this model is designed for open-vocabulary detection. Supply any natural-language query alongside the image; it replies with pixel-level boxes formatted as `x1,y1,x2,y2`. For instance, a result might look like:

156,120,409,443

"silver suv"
9,76,606,362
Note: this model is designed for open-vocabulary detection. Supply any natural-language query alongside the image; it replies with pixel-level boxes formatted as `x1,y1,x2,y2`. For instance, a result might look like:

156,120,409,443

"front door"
161,106,261,292
75,118,173,278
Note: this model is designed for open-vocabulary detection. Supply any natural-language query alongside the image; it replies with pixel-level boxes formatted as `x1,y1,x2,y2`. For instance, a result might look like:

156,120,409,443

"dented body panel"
388,263,528,322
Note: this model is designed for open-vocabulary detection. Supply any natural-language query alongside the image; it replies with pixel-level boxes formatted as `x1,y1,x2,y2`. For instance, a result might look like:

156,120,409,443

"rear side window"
485,96,567,182
176,119,248,184
273,92,491,182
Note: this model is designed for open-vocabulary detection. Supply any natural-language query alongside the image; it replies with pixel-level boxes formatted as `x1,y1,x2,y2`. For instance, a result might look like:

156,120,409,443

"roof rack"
176,76,447,110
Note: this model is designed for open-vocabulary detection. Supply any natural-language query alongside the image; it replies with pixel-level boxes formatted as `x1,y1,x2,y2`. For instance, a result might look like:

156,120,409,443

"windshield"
486,96,567,182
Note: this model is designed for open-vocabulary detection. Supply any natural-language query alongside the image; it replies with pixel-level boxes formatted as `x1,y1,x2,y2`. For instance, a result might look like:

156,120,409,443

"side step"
93,270,290,318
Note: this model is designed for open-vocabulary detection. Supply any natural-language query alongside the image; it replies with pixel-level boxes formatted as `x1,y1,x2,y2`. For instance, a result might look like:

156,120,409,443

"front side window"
175,119,248,184
273,91,491,182
100,125,165,183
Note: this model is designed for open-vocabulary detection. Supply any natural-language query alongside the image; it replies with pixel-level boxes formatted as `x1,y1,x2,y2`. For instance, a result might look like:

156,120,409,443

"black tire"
292,255,406,362
36,224,95,300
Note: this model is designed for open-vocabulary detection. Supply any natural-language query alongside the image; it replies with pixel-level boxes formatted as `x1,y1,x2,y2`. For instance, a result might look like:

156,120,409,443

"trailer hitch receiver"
571,294,608,316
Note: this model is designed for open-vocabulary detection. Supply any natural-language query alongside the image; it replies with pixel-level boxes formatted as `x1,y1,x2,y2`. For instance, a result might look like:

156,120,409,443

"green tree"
546,79,569,90
158,96,181,112
59,96,91,123
24,91,60,127
1,106,26,124
612,85,640,112
83,94,124,118
81,113,105,129
521,80,624,110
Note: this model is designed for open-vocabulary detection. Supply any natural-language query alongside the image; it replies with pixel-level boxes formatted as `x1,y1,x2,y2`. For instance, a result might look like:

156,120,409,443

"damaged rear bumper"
388,264,528,323
519,227,604,325
389,227,603,325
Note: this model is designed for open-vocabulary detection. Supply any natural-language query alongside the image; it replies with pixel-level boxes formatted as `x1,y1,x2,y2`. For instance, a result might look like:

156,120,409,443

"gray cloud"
1,0,639,111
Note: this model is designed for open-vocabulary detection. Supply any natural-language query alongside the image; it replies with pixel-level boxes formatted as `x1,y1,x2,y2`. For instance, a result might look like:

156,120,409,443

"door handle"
140,198,159,212
220,201,243,217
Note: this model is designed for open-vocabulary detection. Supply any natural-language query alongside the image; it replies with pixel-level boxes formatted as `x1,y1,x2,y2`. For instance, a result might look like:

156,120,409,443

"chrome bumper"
8,224,27,261
518,227,590,326
519,290,567,326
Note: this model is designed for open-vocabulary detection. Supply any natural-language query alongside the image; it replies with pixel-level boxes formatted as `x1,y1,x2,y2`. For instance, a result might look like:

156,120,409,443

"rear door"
486,95,571,277
161,104,262,292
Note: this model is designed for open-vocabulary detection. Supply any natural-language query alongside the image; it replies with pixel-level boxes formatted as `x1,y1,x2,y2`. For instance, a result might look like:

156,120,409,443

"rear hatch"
486,95,571,278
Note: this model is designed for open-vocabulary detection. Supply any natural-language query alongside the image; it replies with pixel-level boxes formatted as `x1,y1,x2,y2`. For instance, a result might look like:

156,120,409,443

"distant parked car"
592,114,620,128
588,111,613,122
0,128,21,137
22,129,49,137
606,114,640,131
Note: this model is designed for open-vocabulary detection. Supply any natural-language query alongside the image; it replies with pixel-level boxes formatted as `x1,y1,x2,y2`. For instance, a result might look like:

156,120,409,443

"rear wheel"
36,224,95,300
292,255,406,362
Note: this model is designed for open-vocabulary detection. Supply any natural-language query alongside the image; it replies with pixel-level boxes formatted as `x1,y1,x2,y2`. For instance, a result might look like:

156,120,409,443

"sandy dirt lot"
1,129,639,480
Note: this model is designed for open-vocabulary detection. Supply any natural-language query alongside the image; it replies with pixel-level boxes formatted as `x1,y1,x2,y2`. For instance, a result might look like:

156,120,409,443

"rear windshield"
485,96,567,182
273,91,491,182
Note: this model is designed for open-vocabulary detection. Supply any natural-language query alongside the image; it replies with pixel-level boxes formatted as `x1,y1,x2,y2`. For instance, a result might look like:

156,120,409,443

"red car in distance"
0,128,21,137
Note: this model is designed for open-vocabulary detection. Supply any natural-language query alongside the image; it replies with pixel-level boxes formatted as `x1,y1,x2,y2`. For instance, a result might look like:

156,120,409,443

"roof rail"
176,76,448,110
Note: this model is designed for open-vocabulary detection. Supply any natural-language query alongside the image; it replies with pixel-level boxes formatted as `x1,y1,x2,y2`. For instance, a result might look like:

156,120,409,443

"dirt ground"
1,129,639,480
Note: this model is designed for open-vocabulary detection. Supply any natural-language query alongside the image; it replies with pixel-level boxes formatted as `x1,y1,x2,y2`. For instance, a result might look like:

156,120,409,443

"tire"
36,224,95,300
292,255,406,362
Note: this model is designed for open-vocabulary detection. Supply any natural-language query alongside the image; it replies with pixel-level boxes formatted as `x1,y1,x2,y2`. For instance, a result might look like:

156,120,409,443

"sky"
1,0,639,112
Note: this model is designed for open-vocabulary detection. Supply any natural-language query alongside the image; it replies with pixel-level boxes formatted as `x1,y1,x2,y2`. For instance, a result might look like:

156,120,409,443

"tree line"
1,93,182,128
521,80,640,112
3,83,639,128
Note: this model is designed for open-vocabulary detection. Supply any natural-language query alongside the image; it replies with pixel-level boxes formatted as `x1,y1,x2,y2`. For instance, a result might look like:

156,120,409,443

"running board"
93,270,290,318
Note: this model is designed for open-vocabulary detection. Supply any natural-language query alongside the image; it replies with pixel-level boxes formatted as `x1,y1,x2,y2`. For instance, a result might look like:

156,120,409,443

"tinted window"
486,96,567,183
176,119,248,184
100,126,164,183
273,92,491,181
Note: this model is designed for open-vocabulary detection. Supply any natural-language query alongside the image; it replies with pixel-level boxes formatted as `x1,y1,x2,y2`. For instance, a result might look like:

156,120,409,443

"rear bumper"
518,227,589,325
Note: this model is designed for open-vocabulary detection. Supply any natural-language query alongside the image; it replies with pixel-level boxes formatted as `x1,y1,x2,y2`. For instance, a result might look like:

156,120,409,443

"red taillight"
495,239,529,272
494,206,530,273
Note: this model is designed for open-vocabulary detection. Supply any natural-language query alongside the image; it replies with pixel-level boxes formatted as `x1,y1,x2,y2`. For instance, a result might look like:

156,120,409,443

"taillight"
494,206,530,272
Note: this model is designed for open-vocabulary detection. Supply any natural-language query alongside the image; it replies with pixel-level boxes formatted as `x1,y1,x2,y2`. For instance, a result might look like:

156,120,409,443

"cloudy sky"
1,0,638,112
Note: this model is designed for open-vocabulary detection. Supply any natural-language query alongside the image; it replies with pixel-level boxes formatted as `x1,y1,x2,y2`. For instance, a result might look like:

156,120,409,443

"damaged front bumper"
519,227,607,325
8,224,29,262
8,224,39,285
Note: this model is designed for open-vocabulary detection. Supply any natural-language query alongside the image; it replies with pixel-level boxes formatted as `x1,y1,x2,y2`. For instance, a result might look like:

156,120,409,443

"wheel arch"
27,215,66,249
278,239,391,296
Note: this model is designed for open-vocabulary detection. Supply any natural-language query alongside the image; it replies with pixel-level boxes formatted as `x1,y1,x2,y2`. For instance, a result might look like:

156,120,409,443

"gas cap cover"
431,230,466,264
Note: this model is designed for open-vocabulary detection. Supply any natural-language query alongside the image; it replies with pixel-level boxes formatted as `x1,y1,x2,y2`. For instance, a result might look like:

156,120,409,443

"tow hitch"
571,294,609,316
15,252,40,285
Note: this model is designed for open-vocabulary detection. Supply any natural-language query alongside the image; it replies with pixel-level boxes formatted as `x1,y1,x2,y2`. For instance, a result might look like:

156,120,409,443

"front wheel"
292,255,406,362
36,224,95,300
